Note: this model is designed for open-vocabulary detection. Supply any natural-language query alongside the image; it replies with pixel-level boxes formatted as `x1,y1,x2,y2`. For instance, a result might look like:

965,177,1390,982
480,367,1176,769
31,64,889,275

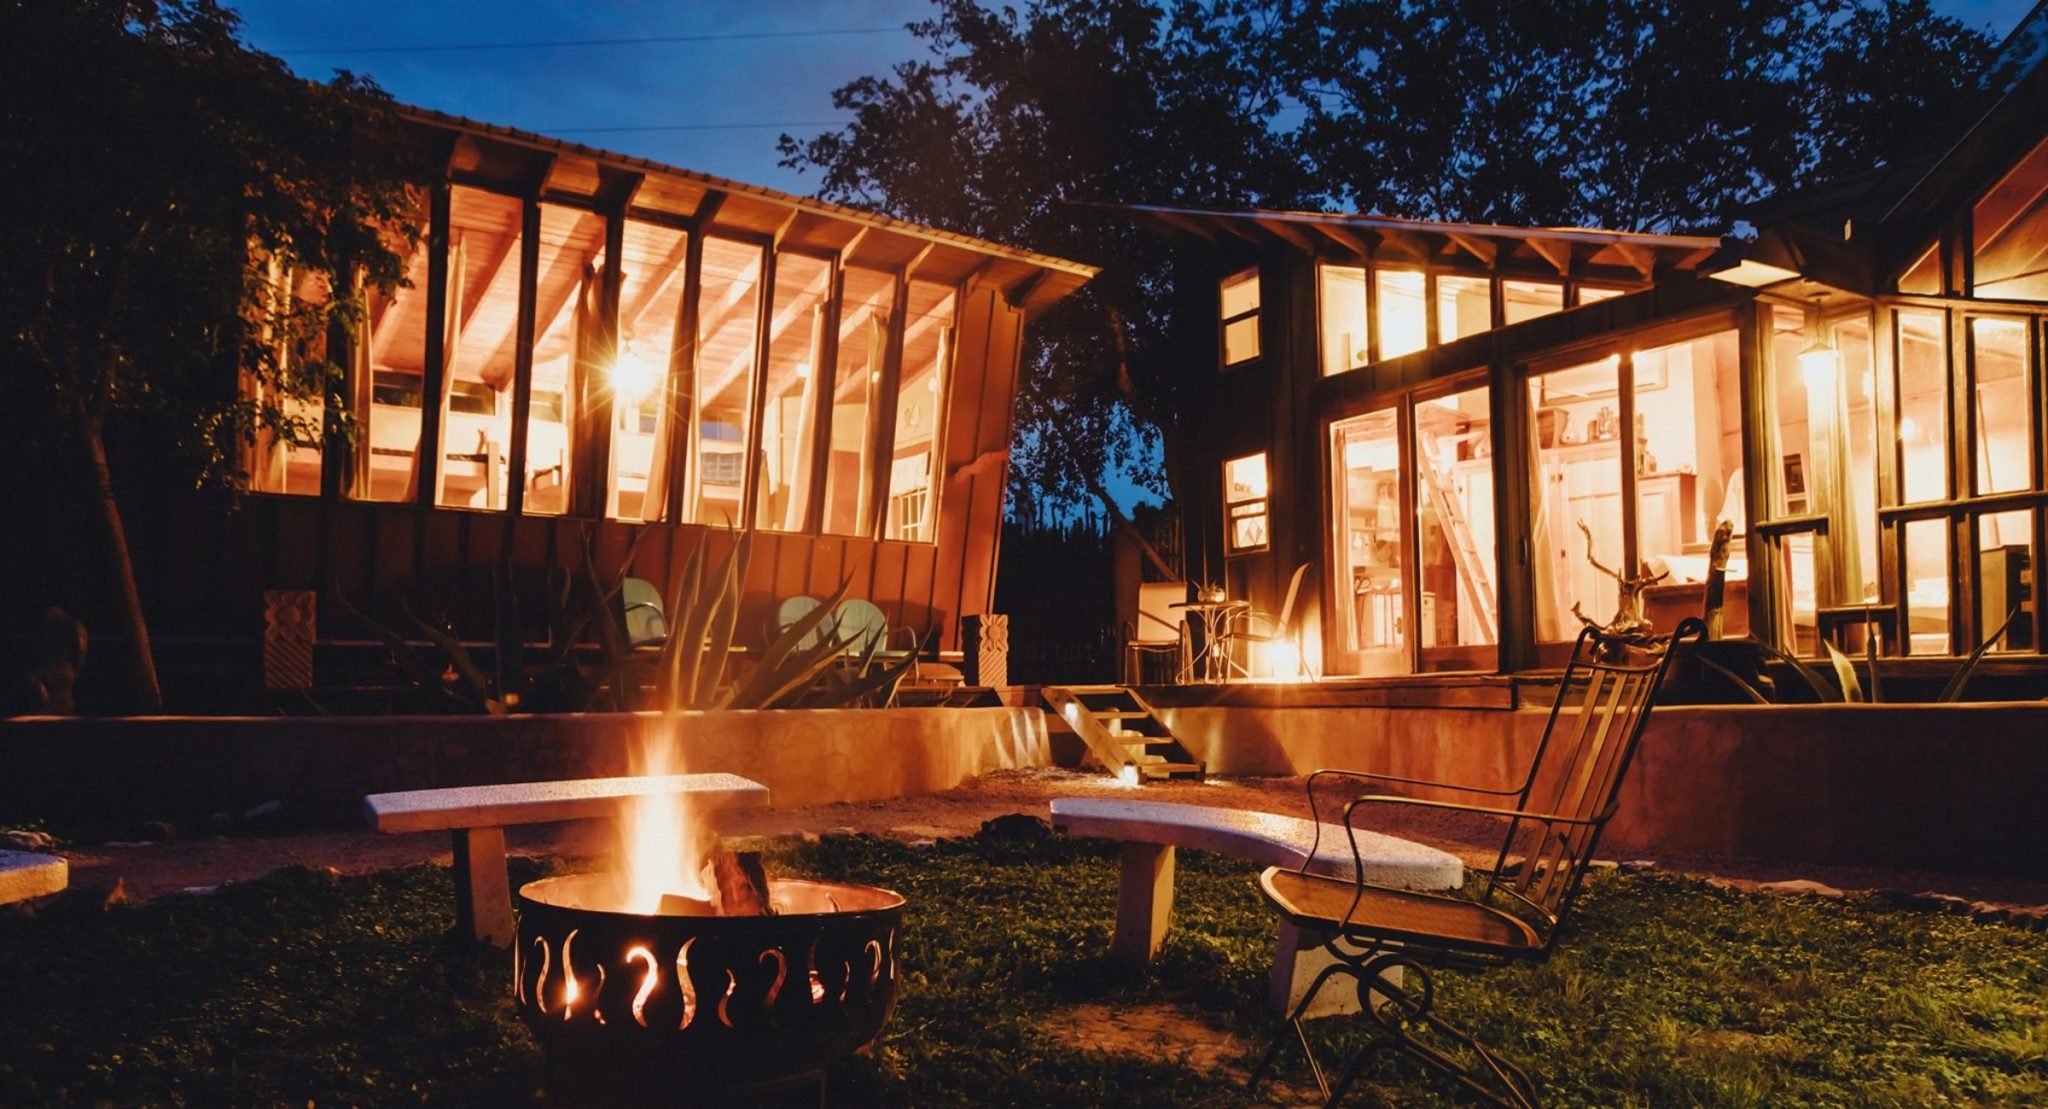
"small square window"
1224,452,1270,553
1220,268,1261,366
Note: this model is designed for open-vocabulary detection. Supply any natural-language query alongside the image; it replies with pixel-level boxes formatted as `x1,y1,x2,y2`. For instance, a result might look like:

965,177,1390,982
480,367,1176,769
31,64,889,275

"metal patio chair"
1124,580,1192,685
1247,618,1704,1107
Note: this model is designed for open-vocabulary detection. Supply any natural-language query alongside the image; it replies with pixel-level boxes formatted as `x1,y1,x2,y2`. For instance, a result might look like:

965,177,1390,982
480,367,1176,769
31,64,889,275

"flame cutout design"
865,939,883,988
839,960,852,1003
591,965,607,1024
561,929,582,1021
627,946,658,1028
677,937,698,1029
760,948,787,1017
717,969,737,1028
533,936,553,1015
807,936,824,1004
513,941,525,1006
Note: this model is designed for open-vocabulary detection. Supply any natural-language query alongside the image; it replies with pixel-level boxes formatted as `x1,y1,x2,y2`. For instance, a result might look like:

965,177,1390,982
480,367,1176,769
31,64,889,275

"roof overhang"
398,107,1098,314
1101,203,1721,285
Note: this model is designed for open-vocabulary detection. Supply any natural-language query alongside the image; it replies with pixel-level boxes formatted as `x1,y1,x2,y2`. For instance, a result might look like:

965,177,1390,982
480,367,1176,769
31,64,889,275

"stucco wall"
0,707,1049,833
1158,702,2048,875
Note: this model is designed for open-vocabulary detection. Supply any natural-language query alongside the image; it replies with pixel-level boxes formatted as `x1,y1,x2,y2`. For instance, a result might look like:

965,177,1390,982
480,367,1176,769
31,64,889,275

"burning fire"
620,720,712,913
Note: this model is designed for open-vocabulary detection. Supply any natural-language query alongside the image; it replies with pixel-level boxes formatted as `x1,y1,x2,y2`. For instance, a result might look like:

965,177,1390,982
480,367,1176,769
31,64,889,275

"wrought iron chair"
1247,618,1704,1107
1229,562,1315,680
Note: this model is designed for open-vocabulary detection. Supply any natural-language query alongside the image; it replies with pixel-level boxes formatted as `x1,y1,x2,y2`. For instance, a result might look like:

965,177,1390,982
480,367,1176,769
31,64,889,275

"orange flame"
562,929,581,1021
621,719,711,913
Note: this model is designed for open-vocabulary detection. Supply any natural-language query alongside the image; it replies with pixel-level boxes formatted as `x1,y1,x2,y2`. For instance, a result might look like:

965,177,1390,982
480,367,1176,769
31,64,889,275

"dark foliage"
781,0,2003,514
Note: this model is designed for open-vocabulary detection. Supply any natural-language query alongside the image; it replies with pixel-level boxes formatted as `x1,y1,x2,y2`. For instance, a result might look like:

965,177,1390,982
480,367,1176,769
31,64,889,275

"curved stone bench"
0,849,68,905
1050,797,1464,1015
366,773,768,947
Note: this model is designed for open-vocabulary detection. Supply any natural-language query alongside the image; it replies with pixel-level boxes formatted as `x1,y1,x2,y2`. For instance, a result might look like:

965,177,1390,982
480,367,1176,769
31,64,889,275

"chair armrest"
1340,792,1603,830
1307,767,1523,811
623,602,663,615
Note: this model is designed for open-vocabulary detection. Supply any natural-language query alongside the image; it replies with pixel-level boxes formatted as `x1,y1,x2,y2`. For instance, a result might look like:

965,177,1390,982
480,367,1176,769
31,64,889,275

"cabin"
1127,14,2048,693
9,109,1095,706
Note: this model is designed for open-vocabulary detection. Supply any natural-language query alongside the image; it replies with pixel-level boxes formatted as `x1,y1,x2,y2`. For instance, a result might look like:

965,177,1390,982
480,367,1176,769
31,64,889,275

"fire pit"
515,864,904,1104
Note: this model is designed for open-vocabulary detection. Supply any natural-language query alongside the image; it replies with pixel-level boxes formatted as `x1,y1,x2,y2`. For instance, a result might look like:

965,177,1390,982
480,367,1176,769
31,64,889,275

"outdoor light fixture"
1705,258,1803,287
612,340,662,407
1799,336,1841,394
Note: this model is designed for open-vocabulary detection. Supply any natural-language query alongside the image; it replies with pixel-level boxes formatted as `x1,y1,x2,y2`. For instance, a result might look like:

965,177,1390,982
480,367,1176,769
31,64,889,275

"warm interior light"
1705,259,1803,287
1257,639,1305,683
1799,340,1840,394
612,341,662,406
1117,764,1142,788
794,361,812,380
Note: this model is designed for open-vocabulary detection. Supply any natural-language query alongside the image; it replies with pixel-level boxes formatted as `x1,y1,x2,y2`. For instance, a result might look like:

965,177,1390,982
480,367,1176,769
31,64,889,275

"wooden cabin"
13,109,1095,705
1131,19,2048,691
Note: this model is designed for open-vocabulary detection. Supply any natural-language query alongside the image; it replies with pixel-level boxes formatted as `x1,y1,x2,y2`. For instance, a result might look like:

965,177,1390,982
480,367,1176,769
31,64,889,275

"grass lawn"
2,830,2043,1106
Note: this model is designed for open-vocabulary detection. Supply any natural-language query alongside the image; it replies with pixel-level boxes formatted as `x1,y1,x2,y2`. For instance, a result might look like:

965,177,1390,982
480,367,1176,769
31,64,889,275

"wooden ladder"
1418,432,1499,638
1039,685,1205,782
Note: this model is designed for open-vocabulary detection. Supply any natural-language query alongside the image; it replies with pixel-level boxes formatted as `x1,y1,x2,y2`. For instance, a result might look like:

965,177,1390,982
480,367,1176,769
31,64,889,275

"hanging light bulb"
612,339,661,406
1799,336,1840,394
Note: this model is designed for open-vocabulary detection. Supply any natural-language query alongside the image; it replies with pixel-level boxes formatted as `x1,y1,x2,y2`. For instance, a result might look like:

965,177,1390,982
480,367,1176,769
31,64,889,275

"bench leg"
451,826,514,948
1111,842,1175,966
1269,920,1372,1019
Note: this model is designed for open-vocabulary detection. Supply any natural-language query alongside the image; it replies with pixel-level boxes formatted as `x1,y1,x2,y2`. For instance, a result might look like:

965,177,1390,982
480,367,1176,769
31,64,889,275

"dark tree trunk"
74,402,161,713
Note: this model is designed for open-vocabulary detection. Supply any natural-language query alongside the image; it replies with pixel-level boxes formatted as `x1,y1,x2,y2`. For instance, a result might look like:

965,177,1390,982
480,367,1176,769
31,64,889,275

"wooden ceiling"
405,107,1098,315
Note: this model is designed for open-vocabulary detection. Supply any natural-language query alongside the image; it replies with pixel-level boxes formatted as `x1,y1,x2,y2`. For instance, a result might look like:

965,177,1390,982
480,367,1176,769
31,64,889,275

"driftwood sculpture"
1570,520,1669,642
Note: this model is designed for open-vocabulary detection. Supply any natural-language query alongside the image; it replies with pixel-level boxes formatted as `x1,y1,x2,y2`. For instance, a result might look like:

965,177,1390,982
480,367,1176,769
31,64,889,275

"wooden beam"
1526,236,1574,277
1446,232,1498,267
1612,242,1659,282
770,207,802,252
1252,217,1318,253
1315,222,1377,257
1151,211,1222,243
900,241,938,282
691,188,728,231
839,226,872,268
1003,269,1052,311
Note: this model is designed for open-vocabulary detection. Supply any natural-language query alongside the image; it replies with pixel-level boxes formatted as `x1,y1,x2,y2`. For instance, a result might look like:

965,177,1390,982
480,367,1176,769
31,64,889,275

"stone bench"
365,773,769,947
1049,797,1464,1015
0,849,68,905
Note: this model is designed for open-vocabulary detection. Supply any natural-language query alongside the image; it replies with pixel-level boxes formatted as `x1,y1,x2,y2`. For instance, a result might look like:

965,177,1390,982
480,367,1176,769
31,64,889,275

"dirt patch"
1046,1001,1316,1104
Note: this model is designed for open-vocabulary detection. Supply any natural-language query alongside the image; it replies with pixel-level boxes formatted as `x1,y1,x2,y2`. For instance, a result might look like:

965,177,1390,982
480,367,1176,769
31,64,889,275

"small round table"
1173,599,1250,683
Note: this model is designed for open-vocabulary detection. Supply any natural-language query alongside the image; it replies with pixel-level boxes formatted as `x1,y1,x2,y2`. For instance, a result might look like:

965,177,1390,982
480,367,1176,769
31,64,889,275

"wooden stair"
1039,685,1205,782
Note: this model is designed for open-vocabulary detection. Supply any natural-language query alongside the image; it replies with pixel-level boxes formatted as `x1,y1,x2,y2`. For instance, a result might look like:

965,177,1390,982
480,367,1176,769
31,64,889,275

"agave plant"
337,524,918,713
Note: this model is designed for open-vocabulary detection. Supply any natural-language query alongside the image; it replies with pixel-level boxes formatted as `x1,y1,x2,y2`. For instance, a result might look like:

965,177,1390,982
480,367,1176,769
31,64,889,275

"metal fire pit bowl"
515,873,904,1101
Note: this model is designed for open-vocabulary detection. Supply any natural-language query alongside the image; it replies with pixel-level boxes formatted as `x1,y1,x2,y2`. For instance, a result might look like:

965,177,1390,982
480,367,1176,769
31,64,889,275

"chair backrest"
774,595,836,653
1134,582,1190,645
832,598,890,655
621,577,667,647
1484,618,1702,947
1274,563,1311,632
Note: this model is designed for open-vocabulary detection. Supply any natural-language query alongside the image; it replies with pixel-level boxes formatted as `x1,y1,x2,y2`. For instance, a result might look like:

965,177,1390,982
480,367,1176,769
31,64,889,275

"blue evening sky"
232,0,2041,513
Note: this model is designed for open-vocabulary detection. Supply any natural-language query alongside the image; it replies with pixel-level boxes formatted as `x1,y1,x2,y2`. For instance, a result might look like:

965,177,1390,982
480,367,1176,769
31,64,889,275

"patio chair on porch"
1247,618,1703,1107
1124,581,1191,685
1230,562,1314,680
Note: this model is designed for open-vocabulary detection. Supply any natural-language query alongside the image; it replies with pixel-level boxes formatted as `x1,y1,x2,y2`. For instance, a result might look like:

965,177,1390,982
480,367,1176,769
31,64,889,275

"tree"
781,0,1314,538
784,1,2000,526
0,0,427,709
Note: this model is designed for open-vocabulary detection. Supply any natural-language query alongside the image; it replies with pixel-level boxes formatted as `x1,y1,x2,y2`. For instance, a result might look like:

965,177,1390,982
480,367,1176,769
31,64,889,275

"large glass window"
1632,331,1753,635
523,204,604,516
1895,310,1949,504
1502,280,1565,325
1527,357,1623,642
1224,453,1270,553
243,260,329,496
1977,510,2036,652
1834,316,1879,604
1376,269,1426,359
884,280,956,542
754,252,831,532
609,219,689,522
1436,276,1492,344
1331,409,1408,674
356,193,434,502
1318,264,1368,376
823,267,894,536
1970,317,2032,495
689,237,764,526
437,186,524,511
1972,134,2048,301
1903,517,1951,654
1221,267,1260,365
1415,385,1495,655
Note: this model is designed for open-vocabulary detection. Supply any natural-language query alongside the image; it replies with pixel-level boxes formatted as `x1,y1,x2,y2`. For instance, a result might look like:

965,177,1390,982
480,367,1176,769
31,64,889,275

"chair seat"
1259,867,1542,958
